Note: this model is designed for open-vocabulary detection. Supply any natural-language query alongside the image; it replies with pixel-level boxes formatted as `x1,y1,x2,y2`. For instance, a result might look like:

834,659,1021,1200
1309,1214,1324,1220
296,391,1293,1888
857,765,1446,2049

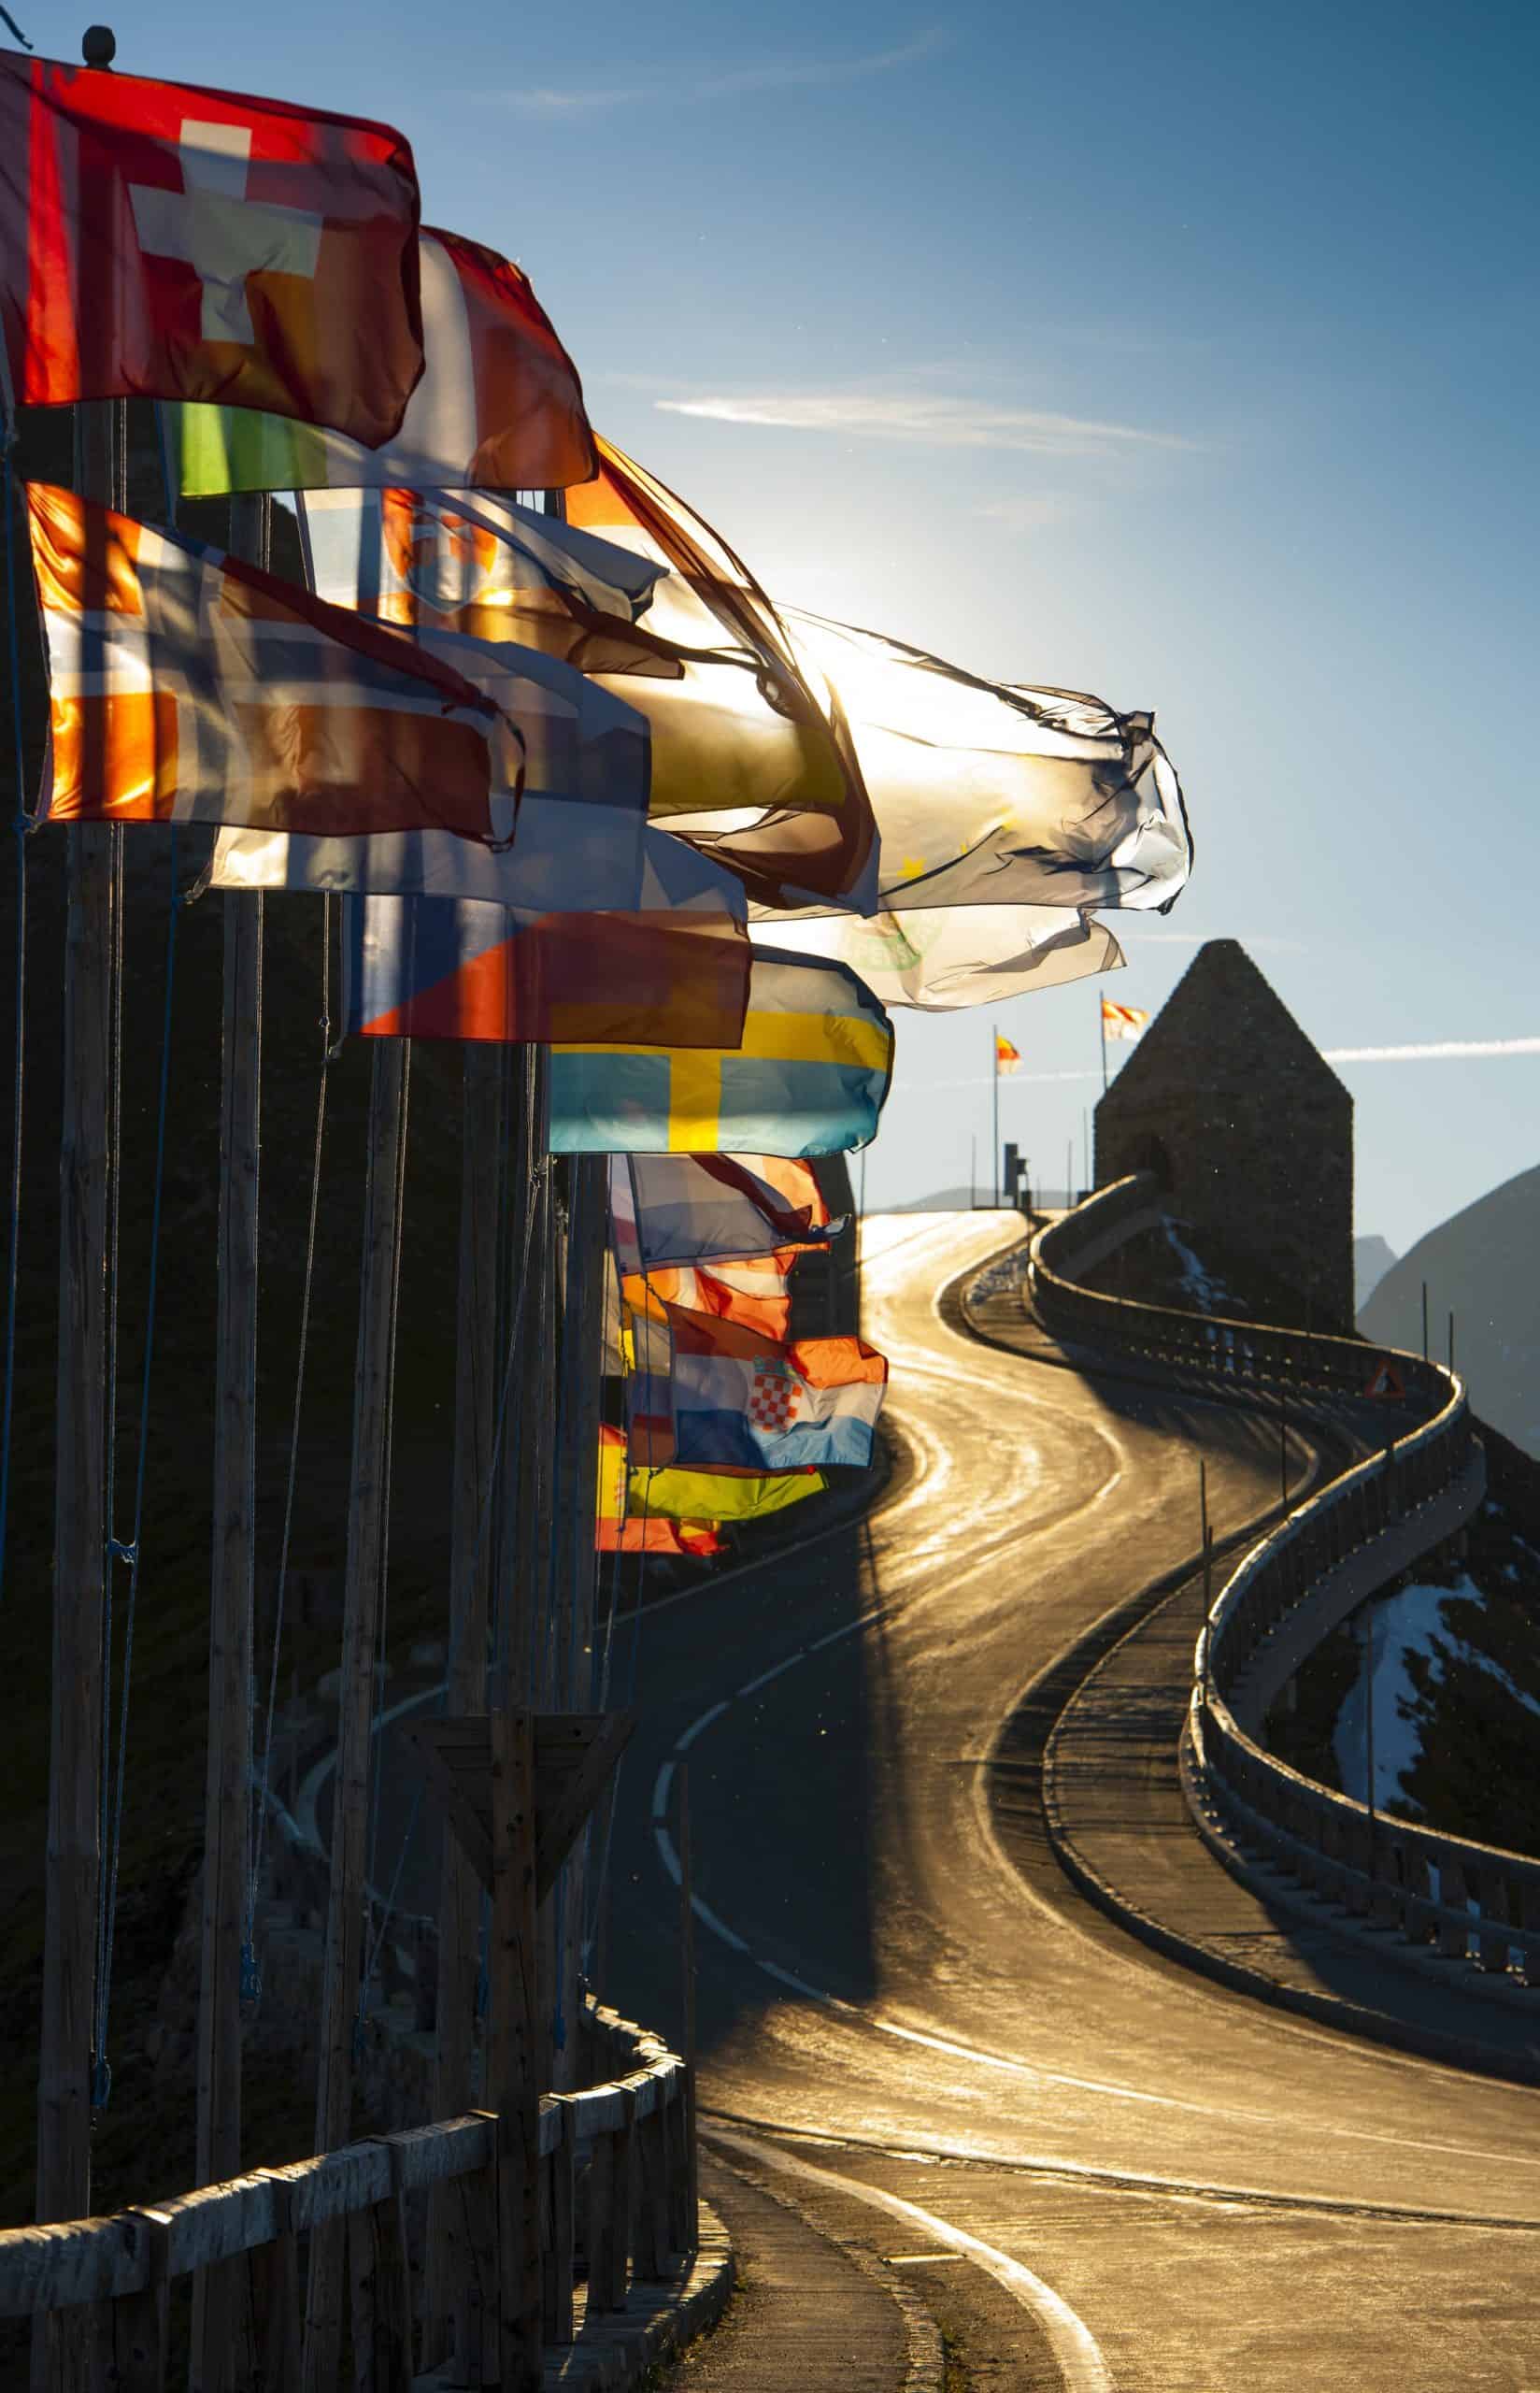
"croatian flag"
666,1308,888,1471
0,50,423,443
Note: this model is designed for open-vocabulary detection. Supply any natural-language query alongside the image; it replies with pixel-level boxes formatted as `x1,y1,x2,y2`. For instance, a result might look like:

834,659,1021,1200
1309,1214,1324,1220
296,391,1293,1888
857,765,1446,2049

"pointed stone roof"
1105,939,1349,1110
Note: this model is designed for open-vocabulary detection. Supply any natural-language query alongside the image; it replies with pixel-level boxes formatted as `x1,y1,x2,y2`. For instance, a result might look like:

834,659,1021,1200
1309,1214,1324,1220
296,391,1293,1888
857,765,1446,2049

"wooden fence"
3,1994,692,2388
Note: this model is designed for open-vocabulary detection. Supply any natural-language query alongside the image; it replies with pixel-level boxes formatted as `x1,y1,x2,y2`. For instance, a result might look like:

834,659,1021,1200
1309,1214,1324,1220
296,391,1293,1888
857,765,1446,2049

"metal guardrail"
1027,1180,1540,1993
0,1994,692,2383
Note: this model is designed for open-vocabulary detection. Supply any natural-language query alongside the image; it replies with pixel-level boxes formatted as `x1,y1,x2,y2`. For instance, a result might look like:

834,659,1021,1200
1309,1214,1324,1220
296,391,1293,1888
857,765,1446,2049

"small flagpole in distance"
991,1023,1000,1206
1099,994,1108,1096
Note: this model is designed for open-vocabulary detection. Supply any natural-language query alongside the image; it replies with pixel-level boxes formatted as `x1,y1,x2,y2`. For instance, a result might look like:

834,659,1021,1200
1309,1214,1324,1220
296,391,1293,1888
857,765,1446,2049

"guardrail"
2,1993,692,2387
1026,1179,1540,1994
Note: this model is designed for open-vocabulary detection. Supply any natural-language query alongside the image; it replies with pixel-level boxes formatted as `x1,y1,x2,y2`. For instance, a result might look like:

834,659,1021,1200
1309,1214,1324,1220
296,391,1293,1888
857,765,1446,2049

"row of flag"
0,41,1191,1555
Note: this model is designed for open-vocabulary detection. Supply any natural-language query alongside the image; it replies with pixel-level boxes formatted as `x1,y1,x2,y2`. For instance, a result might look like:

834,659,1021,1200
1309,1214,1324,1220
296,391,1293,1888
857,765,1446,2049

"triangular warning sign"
1364,1357,1407,1399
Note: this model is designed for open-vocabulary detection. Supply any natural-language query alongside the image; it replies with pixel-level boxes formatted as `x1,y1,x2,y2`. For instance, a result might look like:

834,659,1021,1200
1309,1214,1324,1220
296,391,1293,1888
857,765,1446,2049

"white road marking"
706,2122,1115,2393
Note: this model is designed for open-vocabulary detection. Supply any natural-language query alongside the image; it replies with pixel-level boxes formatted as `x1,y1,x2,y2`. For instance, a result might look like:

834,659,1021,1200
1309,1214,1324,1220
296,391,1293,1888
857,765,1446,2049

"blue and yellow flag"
549,949,891,1157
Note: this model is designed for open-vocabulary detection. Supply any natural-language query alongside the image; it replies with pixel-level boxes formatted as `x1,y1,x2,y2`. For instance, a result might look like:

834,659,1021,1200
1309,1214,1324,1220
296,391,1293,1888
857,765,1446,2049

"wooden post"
541,2099,576,2345
192,494,266,2393
424,1045,503,2374
677,1763,698,2248
34,394,116,2393
490,1708,542,2391
304,1042,410,2393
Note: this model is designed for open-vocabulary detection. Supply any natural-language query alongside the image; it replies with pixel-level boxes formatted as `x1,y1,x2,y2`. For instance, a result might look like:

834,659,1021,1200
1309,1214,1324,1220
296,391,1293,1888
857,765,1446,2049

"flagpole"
991,1022,1000,1207
1099,994,1108,1096
36,377,118,2393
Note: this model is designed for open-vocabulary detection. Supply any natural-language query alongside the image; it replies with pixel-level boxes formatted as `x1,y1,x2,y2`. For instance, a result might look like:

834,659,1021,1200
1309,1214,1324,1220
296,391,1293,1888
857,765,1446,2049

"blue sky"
84,0,1539,1252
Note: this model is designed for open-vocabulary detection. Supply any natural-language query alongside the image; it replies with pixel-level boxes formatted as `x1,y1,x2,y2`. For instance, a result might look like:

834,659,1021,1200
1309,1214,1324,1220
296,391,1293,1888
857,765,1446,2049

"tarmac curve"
608,1211,1540,2392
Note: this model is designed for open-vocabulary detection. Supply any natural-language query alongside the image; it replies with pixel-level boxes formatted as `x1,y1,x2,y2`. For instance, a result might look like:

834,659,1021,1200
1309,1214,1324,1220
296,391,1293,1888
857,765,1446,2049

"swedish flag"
550,950,891,1157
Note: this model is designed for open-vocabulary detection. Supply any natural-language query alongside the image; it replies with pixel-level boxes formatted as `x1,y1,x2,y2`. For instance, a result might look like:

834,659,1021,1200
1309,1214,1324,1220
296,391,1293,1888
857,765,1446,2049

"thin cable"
361,1088,543,1996
0,449,30,1602
93,829,179,2102
248,901,332,1943
93,824,125,2099
359,1046,410,2028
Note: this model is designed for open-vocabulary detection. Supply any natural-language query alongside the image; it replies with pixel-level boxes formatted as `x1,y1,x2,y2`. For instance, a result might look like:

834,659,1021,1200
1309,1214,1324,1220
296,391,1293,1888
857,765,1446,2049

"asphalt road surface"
607,1211,1540,2391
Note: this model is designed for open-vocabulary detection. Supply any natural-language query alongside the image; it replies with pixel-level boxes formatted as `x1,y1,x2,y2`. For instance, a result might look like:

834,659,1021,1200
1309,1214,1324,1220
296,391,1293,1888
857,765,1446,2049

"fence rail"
1024,1179,1540,1993
2,1993,692,2384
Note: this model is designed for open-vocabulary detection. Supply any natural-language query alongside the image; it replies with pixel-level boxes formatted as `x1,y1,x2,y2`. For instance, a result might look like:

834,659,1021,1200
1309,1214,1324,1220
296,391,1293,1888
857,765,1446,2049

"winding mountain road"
608,1211,1540,2390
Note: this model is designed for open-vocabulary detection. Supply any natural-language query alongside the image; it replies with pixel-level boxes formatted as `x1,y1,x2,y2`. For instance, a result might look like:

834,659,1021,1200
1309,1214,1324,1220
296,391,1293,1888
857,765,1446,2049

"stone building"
1093,939,1354,1327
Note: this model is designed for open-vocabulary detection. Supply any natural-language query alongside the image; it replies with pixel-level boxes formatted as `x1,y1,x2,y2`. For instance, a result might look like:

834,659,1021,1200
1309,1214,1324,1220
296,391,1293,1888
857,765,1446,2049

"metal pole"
991,1024,999,1206
1099,996,1107,1096
969,1133,976,1211
1279,1383,1289,1509
1421,1279,1428,1361
1362,1605,1376,1853
1447,1310,1454,1372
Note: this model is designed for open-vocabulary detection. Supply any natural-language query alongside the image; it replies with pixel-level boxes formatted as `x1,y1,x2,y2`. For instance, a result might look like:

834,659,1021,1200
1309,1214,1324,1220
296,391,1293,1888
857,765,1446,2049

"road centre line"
703,2110,1540,2233
705,2123,1115,2393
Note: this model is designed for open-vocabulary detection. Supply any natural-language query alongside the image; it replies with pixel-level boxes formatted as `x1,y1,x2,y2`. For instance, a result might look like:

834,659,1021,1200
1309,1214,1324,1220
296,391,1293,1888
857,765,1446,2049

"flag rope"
93,830,180,2106
246,899,333,1965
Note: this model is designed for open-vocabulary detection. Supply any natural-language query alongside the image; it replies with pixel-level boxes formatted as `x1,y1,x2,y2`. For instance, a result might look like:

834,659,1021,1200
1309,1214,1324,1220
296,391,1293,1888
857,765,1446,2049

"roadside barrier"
0,1993,693,2384
1026,1182,1540,1992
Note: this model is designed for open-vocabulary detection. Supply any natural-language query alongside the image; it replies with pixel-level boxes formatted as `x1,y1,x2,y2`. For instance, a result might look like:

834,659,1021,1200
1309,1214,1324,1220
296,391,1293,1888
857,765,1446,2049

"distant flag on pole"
1102,998,1149,1043
0,50,424,440
165,225,595,494
27,484,502,837
995,1032,1021,1076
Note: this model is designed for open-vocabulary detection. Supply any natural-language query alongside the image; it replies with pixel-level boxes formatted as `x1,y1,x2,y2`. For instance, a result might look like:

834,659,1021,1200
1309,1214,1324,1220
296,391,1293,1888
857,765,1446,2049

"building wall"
1094,941,1355,1328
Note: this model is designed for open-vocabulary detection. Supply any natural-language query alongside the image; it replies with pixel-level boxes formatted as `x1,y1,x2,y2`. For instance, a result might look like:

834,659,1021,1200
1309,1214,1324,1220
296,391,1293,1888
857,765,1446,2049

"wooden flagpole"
34,387,118,2393
304,1040,410,2393
422,1040,503,2375
191,494,266,2393
488,1044,545,2391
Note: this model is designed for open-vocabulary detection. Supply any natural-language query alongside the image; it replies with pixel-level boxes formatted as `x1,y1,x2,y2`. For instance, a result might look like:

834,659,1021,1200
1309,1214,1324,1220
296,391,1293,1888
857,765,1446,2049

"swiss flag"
0,49,423,444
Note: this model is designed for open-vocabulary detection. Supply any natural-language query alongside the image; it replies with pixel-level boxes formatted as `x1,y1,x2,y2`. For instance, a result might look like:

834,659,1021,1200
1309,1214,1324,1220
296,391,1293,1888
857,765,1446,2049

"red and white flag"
0,49,423,442
169,227,597,495
1102,997,1149,1042
28,483,503,838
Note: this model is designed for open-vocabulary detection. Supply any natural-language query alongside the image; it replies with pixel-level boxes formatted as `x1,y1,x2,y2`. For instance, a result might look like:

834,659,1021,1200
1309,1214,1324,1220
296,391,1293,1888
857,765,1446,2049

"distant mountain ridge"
1358,1164,1540,1461
1354,1234,1397,1311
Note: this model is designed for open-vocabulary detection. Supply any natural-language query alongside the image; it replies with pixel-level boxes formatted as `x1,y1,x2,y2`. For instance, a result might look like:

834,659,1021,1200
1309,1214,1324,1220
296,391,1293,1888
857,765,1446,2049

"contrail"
912,1036,1540,1091
1321,1036,1540,1064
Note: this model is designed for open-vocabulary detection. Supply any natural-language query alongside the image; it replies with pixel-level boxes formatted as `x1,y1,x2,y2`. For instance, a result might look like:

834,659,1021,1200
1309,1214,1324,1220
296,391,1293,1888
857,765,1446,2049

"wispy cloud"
974,494,1087,533
506,30,946,115
654,392,1197,457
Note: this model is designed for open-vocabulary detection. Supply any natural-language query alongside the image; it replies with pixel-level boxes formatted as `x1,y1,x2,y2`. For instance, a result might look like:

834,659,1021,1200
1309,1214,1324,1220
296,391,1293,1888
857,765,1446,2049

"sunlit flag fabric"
0,50,422,441
761,609,1191,917
1102,996,1149,1041
27,484,500,836
596,1429,720,1557
209,632,652,906
755,904,1126,1011
665,1308,888,1472
564,437,878,910
609,1154,835,1272
297,484,667,635
995,1032,1021,1076
625,1456,826,1527
293,473,878,909
624,1252,799,1347
164,226,594,493
549,949,892,1157
340,863,750,1049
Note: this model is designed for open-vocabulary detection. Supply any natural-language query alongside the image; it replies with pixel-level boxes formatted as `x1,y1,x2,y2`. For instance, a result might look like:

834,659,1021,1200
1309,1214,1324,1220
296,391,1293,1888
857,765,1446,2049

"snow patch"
1333,1573,1540,1812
